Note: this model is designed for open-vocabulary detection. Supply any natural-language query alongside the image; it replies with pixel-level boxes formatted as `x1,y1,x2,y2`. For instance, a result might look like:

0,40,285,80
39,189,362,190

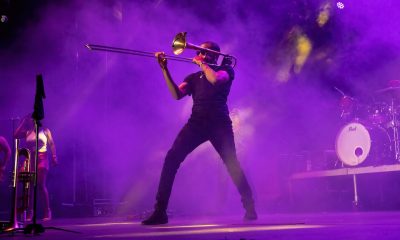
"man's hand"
192,55,205,67
155,52,167,69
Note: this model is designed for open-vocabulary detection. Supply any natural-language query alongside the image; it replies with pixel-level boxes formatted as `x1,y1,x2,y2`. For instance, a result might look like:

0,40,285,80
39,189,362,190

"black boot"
141,210,168,225
244,206,258,221
242,198,257,221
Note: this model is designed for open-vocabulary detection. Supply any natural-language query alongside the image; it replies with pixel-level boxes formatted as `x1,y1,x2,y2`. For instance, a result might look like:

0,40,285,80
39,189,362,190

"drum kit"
336,83,400,167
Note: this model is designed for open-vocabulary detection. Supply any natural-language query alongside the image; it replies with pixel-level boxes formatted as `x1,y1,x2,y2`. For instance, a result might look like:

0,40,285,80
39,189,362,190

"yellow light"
317,2,332,27
294,35,312,73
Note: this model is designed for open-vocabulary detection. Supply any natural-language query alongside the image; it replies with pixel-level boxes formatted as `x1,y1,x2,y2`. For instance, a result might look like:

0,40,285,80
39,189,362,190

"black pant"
154,117,254,211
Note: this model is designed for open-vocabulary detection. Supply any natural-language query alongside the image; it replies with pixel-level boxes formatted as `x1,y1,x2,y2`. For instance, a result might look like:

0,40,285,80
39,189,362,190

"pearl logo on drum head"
336,122,391,166
336,122,371,166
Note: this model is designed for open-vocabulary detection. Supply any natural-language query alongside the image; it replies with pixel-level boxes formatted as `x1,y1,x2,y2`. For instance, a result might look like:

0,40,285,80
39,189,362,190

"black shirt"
183,65,235,120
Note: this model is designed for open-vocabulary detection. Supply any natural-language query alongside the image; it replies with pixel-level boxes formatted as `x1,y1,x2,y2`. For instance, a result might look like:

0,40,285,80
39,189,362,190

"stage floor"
2,212,400,239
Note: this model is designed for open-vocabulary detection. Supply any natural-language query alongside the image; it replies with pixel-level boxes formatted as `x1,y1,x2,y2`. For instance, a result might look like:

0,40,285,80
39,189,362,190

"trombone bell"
172,32,215,56
172,32,187,55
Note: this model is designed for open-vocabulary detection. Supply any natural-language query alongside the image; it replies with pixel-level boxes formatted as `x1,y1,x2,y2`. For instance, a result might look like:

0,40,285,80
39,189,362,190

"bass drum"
335,122,392,166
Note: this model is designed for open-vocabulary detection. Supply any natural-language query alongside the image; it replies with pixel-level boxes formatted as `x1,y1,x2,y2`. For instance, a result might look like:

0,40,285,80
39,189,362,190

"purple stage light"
0,15,8,23
336,2,344,9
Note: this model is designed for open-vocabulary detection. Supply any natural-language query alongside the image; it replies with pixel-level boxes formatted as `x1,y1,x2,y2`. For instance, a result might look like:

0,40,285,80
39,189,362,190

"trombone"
85,32,237,68
5,139,33,231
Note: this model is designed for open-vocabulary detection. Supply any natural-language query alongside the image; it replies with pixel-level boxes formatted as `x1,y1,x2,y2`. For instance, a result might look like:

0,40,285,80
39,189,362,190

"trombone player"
142,41,257,225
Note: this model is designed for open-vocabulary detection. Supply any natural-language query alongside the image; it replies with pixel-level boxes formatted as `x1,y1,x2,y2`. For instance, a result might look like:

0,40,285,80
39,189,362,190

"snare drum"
335,122,391,166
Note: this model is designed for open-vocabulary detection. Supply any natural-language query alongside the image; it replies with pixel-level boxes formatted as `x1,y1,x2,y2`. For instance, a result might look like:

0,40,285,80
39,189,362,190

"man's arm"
200,63,230,85
160,67,189,100
156,52,188,100
193,56,230,85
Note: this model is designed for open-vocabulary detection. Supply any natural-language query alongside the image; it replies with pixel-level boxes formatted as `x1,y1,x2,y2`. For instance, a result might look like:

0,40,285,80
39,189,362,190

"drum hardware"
375,87,400,162
389,98,400,161
336,84,400,166
375,86,400,96
334,86,356,119
367,102,389,125
339,96,358,119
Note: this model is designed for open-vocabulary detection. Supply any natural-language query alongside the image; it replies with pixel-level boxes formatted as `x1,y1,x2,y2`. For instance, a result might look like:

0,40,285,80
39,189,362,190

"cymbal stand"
390,98,400,161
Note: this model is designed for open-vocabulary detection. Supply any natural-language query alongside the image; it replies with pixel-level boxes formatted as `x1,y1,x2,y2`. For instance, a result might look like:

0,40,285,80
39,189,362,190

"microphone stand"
23,119,45,234
22,74,46,234
25,75,79,235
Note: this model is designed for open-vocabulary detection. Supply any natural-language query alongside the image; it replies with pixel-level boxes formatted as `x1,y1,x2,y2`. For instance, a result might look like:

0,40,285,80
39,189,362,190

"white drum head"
336,122,371,166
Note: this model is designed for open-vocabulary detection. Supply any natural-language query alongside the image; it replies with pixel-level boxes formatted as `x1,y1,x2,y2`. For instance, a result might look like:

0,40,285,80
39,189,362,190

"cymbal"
376,86,400,95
